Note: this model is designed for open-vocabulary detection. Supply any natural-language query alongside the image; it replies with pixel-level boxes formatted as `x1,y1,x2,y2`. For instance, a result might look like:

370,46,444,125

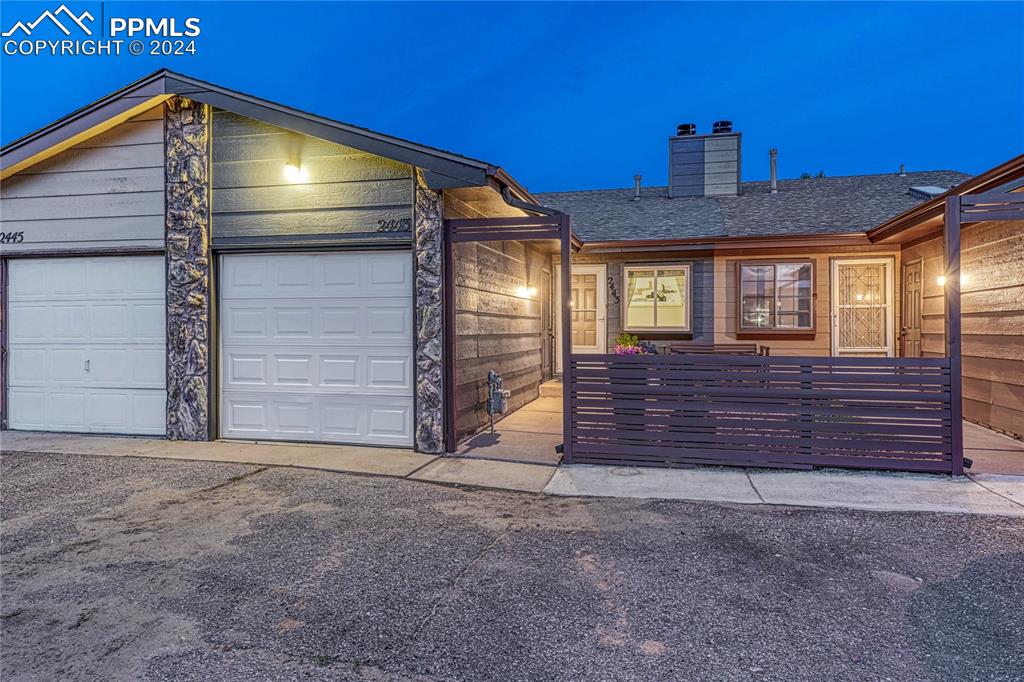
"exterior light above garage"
283,162,306,183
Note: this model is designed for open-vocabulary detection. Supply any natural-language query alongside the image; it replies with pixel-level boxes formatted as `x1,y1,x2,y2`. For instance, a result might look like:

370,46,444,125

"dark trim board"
0,247,165,259
1,258,7,430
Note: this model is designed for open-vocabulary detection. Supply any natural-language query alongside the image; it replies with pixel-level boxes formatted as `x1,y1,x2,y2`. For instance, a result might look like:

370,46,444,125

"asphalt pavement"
3,451,1023,681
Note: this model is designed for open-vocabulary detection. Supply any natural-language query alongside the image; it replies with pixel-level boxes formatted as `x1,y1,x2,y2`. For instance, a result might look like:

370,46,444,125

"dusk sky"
1,1,1021,192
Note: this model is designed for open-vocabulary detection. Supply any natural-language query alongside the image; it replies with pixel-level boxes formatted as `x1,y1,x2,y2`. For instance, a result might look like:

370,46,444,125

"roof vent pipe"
899,163,907,177
676,123,696,136
633,174,642,200
769,148,778,194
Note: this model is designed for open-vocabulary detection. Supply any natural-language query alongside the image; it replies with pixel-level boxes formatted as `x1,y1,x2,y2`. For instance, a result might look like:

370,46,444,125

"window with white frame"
739,261,814,331
623,264,691,331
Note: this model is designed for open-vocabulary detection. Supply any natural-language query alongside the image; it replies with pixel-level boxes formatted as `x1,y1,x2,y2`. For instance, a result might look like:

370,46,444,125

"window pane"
741,265,774,300
771,263,813,329
742,296,773,328
626,270,655,328
655,269,687,328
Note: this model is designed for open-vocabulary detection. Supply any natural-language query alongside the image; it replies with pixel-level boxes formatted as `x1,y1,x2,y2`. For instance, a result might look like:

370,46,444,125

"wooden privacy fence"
569,354,958,473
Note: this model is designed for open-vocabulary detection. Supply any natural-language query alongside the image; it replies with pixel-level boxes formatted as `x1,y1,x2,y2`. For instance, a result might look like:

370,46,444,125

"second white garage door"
219,252,414,446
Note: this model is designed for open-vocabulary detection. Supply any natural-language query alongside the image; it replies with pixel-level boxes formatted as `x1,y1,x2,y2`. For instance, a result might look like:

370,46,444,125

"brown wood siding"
714,246,902,356
901,220,1024,438
452,239,552,441
445,193,552,442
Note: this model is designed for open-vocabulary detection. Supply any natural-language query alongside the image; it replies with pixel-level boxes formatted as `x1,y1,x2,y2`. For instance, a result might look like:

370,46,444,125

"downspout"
499,184,566,216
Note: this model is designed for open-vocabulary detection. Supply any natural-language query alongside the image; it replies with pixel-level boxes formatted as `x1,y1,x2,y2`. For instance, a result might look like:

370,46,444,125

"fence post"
560,214,574,464
944,196,964,476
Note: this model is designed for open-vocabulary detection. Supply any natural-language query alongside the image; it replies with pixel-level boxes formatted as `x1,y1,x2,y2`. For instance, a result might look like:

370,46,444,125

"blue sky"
1,1,1021,192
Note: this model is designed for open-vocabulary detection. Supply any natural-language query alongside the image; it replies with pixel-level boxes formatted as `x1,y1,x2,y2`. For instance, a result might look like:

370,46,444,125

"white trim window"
623,264,691,332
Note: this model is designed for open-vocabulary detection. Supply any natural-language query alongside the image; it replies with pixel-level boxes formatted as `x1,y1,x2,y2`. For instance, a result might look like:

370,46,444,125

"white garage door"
6,256,167,435
219,252,414,446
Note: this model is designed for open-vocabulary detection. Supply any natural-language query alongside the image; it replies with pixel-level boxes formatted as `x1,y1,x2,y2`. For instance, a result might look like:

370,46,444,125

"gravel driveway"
2,451,1023,681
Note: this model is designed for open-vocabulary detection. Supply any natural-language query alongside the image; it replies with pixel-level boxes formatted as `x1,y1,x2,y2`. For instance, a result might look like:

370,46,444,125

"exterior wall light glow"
516,285,538,299
937,275,946,286
283,163,307,183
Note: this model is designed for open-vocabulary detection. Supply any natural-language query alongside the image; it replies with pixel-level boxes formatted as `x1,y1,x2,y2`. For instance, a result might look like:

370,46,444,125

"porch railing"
569,353,956,473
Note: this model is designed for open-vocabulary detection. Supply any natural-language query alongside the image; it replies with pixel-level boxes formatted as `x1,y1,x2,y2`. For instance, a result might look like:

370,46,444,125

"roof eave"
868,153,1024,244
1,69,508,190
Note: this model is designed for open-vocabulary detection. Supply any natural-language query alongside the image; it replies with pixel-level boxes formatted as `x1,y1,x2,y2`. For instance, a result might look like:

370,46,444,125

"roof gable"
0,69,503,190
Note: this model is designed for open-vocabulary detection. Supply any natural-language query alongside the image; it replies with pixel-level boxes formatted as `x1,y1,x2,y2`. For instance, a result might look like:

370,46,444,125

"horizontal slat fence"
570,354,955,473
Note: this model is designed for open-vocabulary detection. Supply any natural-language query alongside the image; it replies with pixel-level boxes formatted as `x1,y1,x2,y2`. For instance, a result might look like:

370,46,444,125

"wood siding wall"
210,111,413,243
714,247,901,356
452,239,552,442
565,252,714,350
0,106,166,253
901,221,1024,439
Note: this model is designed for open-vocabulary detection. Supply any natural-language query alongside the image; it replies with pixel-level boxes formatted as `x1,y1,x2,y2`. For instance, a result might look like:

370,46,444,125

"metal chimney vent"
676,123,696,136
712,120,733,134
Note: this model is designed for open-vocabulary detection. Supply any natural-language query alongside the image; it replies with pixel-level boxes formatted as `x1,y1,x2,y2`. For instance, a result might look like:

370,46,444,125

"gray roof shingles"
535,170,969,242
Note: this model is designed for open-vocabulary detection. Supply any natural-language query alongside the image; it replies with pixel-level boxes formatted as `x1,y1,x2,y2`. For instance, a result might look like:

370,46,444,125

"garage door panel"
7,256,167,435
9,304,49,340
273,307,315,337
8,390,47,428
9,349,47,384
220,251,413,446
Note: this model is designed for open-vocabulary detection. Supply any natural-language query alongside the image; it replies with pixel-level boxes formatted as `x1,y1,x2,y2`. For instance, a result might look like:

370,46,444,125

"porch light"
516,285,538,299
283,162,307,183
937,275,946,287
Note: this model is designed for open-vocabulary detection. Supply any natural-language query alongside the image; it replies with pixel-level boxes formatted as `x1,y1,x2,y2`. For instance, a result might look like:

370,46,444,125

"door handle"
84,359,90,373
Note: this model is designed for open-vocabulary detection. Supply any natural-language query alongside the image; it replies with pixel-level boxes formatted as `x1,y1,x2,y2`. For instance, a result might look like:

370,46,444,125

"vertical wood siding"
901,220,1024,438
0,107,166,253
210,111,413,241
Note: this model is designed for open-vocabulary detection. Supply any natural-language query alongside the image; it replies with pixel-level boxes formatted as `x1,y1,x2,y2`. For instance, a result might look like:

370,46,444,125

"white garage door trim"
218,251,414,447
6,255,167,435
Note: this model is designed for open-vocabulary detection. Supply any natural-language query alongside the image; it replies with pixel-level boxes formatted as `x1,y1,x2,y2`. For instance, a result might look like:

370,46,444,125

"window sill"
736,331,816,341
623,330,693,338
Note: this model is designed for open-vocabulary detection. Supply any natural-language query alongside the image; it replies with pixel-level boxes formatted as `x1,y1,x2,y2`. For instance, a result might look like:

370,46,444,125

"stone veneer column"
413,170,444,453
164,97,212,440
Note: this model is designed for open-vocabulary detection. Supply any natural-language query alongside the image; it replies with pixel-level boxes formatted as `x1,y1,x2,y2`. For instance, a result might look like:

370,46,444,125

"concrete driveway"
2,452,1023,681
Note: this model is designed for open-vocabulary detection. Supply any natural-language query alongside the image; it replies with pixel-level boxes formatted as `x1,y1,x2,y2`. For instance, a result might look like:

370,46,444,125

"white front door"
219,251,414,446
831,258,895,357
555,264,607,368
6,256,167,435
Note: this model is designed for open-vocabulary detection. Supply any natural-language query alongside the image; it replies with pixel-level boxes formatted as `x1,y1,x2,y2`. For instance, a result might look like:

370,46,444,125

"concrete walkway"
3,430,1024,517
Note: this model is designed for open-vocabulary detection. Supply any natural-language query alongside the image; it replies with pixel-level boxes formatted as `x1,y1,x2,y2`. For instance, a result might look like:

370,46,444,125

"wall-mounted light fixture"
283,162,307,183
937,275,947,287
283,135,306,183
516,285,538,299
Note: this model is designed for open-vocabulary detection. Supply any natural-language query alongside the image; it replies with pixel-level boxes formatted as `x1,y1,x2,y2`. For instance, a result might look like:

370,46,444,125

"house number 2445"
0,231,25,244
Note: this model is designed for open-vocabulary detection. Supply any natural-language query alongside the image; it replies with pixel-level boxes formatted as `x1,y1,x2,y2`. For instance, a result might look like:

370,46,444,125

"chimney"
769,148,778,194
898,163,907,177
633,174,642,201
668,121,741,197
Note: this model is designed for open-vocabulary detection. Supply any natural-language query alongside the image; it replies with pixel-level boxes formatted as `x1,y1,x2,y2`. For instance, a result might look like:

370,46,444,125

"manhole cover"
610,467,641,477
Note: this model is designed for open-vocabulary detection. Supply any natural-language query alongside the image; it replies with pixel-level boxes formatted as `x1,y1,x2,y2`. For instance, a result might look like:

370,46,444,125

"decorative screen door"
831,258,895,356
555,264,607,369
